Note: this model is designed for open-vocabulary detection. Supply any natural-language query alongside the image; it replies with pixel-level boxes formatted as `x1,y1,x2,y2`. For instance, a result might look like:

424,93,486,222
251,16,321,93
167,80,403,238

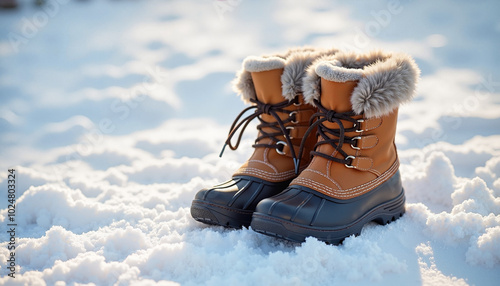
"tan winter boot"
251,50,420,243
191,48,338,228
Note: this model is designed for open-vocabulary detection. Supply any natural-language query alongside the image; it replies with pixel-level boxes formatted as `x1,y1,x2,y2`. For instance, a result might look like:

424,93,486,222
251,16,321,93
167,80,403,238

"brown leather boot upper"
291,79,400,199
233,68,317,182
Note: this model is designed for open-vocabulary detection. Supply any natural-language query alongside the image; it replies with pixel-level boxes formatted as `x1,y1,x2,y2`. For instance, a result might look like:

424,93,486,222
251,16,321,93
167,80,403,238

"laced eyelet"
289,111,298,124
276,141,287,155
345,155,356,168
350,136,362,150
286,126,294,139
355,119,364,133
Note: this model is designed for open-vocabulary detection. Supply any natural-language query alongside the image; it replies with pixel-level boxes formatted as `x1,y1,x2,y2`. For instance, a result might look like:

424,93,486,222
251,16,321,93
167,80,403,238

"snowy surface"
1,0,500,285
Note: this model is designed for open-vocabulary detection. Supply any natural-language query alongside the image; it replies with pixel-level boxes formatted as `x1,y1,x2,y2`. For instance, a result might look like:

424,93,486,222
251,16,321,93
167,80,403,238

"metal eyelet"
286,126,294,139
345,155,356,168
276,141,287,155
350,136,362,150
289,111,298,124
355,119,364,133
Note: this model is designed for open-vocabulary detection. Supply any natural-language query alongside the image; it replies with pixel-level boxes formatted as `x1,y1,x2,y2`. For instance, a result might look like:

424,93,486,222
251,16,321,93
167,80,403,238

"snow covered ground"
1,0,500,285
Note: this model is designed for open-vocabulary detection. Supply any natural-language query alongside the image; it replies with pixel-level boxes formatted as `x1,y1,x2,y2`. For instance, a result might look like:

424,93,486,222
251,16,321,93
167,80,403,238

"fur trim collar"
304,50,420,118
243,56,286,72
233,47,338,103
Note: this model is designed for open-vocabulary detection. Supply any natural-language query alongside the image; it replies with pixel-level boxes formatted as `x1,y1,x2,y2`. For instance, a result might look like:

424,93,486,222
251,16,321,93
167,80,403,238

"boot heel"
191,200,253,228
372,190,406,225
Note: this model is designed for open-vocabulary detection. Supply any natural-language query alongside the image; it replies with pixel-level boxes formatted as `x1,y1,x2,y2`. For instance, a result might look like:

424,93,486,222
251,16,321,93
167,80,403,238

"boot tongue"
251,68,284,104
250,68,288,147
320,78,358,112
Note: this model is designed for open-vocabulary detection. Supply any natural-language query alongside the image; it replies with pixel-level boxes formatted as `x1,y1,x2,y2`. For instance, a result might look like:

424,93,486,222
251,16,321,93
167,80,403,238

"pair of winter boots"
190,47,420,244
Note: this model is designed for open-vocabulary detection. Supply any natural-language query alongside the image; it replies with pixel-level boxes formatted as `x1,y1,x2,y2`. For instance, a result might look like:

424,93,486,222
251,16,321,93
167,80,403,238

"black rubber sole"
251,190,406,244
191,200,253,229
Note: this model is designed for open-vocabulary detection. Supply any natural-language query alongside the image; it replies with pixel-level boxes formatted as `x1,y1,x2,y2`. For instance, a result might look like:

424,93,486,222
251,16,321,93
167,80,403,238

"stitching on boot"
337,160,399,197
360,135,378,149
247,159,279,173
293,177,336,195
235,168,297,181
263,148,270,163
296,160,399,199
369,168,382,177
353,157,373,170
360,117,382,131
300,168,342,189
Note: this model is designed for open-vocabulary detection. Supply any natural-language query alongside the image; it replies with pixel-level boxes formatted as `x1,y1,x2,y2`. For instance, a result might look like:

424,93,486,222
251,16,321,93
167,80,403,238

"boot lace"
297,99,361,170
220,96,300,169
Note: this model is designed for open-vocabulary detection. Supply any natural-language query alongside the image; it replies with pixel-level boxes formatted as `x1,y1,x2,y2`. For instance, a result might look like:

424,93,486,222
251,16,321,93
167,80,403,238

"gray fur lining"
304,50,420,118
243,56,286,72
232,47,338,103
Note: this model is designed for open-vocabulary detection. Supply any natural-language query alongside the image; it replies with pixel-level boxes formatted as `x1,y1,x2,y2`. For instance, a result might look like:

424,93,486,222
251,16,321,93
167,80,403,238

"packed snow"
1,0,500,285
